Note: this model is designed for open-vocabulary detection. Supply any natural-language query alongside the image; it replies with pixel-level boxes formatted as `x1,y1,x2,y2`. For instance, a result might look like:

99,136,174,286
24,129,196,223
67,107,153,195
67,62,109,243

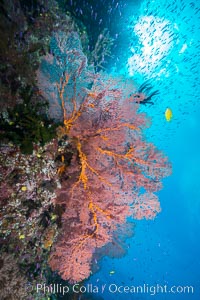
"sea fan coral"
37,31,171,283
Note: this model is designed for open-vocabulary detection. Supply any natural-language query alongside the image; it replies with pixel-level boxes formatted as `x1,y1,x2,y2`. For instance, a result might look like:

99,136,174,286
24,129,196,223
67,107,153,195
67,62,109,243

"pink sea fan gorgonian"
37,31,171,283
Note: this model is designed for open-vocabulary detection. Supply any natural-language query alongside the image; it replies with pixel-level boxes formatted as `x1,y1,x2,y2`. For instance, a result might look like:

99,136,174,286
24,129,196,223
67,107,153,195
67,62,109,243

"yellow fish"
165,108,173,122
109,270,115,275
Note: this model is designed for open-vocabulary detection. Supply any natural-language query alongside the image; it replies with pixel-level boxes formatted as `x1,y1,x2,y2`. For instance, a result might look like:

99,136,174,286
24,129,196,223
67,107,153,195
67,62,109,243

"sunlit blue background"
86,0,200,299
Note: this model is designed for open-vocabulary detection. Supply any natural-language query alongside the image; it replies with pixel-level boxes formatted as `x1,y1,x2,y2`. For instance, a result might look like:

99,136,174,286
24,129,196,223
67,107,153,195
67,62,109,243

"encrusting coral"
0,253,28,300
0,140,61,299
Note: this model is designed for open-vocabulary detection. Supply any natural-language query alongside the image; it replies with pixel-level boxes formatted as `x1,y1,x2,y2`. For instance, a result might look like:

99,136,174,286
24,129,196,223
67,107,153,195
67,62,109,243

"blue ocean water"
86,0,200,299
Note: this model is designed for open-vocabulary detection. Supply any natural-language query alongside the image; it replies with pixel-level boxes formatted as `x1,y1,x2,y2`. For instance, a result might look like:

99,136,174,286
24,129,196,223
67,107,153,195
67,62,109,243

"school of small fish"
127,0,200,144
